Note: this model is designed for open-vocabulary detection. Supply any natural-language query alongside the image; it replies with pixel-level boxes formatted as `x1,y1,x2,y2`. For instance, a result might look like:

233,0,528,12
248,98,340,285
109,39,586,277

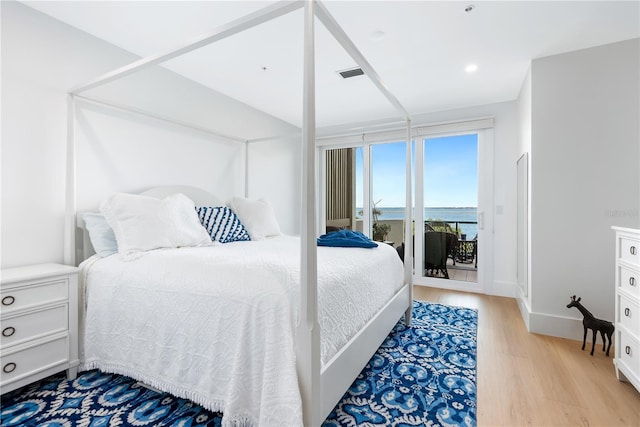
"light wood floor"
413,286,640,427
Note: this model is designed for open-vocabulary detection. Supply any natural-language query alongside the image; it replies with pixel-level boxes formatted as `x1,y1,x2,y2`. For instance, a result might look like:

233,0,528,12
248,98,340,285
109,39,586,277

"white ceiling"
22,1,640,129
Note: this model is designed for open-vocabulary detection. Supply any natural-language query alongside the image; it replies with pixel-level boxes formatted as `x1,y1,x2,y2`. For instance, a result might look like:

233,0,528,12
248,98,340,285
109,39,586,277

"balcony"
354,218,478,283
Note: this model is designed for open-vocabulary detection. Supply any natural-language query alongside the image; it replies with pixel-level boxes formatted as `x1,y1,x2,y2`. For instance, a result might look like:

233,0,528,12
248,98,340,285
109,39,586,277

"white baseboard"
529,310,605,343
516,296,608,346
516,295,531,331
530,312,588,341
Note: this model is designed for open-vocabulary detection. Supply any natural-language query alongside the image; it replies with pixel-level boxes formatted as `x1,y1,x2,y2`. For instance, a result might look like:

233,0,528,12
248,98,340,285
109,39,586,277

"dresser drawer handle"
2,327,15,337
626,346,632,356
2,362,16,373
631,277,637,287
625,307,631,317
631,246,637,256
1,296,15,306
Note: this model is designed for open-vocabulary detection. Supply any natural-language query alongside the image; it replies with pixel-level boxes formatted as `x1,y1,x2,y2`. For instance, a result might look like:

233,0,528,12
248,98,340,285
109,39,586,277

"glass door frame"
318,143,381,240
318,119,494,295
413,128,494,293
320,140,409,242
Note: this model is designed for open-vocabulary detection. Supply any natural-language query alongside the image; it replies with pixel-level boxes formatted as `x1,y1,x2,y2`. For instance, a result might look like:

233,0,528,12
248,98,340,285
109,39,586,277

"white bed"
76,186,411,426
67,2,414,425
80,233,404,426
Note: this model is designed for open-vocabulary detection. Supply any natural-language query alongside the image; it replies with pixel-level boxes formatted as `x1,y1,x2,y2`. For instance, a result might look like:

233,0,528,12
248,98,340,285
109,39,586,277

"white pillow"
228,197,281,240
100,192,212,259
83,213,118,257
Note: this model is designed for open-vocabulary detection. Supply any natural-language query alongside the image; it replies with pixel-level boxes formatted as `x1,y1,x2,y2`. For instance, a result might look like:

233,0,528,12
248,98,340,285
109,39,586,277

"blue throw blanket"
317,229,378,248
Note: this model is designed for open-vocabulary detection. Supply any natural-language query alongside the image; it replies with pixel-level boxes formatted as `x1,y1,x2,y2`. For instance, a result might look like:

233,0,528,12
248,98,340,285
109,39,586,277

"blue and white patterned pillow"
196,206,251,244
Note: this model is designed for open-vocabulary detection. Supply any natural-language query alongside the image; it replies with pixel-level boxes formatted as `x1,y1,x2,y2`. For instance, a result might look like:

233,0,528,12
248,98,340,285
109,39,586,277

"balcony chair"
396,232,458,280
425,231,454,279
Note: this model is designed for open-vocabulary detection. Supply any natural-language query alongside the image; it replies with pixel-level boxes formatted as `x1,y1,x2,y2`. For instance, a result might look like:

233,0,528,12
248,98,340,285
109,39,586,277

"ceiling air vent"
338,67,364,79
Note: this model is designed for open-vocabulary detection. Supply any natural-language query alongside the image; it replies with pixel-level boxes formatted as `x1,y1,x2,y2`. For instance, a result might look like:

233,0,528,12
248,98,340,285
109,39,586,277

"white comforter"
79,235,403,427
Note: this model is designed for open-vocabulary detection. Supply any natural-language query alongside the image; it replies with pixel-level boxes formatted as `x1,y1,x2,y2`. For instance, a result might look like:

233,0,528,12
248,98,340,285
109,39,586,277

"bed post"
64,93,76,267
297,0,321,425
404,119,413,325
244,141,249,198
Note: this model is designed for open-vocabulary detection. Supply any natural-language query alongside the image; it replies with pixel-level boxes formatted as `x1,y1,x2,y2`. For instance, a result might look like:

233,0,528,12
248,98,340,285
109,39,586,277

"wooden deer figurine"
566,295,614,356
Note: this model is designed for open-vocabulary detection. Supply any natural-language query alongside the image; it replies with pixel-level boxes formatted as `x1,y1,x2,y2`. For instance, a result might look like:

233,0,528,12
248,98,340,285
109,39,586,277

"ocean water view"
358,207,478,239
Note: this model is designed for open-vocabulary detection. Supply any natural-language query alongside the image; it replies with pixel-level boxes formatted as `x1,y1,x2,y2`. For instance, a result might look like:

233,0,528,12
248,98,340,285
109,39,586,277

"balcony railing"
355,219,477,244
355,218,478,268
425,220,477,240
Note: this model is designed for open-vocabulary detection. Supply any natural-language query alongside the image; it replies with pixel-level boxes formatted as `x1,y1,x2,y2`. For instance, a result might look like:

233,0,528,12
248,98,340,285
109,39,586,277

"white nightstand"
0,263,79,394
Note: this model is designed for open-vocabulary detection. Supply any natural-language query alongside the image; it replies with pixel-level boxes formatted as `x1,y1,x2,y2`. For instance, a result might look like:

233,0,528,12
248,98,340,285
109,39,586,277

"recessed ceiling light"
465,5,475,13
465,64,478,73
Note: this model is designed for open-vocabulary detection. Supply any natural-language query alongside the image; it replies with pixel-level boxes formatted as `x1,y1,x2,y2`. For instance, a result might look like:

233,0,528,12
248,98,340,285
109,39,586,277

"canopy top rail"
74,94,248,144
68,0,410,134
69,1,303,95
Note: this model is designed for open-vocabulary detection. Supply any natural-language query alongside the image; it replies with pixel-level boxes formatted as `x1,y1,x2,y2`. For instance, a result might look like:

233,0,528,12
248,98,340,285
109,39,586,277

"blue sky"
355,134,478,208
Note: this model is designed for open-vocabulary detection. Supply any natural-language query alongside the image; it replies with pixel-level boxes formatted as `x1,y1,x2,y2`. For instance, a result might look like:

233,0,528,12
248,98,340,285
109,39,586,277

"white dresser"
0,263,79,394
612,226,640,393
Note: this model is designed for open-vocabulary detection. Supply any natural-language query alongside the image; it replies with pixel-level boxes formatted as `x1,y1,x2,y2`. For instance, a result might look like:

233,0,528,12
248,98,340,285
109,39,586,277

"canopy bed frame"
64,1,414,424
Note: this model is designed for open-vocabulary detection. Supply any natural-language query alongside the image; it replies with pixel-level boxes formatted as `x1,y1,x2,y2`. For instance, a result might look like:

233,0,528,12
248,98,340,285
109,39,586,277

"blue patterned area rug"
324,300,477,426
1,301,477,427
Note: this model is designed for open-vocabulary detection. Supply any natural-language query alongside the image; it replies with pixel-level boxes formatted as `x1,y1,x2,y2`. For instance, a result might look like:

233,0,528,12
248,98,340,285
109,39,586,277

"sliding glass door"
370,142,407,245
353,143,406,243
321,124,493,293
416,133,478,285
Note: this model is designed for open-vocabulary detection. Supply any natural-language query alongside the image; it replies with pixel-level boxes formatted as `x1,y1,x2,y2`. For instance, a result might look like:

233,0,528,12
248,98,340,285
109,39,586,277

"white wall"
73,104,245,211
1,2,298,268
247,137,301,236
526,38,640,339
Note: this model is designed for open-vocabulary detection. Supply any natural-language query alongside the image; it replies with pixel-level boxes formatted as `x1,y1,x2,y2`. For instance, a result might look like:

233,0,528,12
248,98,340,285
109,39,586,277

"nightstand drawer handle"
1,296,15,306
2,363,16,374
2,327,15,337
625,307,631,317
625,346,632,356
631,277,637,287
631,246,637,256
